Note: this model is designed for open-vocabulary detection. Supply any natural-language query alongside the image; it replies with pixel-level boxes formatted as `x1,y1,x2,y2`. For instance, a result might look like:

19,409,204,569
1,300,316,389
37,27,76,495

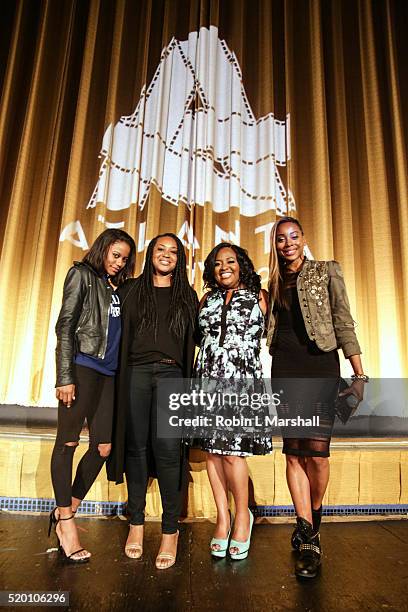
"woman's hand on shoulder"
56,384,76,407
258,289,269,315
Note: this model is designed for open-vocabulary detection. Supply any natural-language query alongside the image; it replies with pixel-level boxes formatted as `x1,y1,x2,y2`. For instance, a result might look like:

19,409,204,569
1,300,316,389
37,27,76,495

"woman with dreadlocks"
107,233,198,570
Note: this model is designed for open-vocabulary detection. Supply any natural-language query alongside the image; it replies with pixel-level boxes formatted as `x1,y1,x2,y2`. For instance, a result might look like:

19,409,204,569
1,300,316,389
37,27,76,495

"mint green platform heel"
229,509,254,561
210,512,232,558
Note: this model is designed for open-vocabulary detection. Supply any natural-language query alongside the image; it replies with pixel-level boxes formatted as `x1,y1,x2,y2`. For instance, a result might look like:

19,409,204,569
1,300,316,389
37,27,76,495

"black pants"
51,364,114,507
125,363,184,534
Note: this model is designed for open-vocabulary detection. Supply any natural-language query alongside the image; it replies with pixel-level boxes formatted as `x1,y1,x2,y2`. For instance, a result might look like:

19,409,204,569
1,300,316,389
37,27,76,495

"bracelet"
351,374,369,383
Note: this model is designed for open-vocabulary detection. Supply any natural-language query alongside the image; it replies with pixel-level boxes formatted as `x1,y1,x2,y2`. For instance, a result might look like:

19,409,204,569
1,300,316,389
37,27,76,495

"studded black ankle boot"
291,523,306,550
294,517,321,579
291,505,322,550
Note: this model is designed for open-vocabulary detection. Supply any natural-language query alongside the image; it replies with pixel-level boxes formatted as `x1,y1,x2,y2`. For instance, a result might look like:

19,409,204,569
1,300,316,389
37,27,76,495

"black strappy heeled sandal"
48,509,90,564
47,508,77,535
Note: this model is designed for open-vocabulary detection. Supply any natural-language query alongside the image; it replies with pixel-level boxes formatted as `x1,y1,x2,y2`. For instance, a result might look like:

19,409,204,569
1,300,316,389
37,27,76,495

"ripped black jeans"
51,364,114,507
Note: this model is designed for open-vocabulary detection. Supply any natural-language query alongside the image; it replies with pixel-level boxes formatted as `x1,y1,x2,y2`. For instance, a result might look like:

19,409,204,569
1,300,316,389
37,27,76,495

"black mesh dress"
271,269,340,457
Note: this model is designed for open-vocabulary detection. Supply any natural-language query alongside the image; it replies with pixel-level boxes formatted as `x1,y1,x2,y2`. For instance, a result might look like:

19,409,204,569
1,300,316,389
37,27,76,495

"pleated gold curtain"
0,0,407,407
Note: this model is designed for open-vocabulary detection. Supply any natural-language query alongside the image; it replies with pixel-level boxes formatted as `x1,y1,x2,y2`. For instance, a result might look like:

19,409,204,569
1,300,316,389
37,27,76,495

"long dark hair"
132,233,197,338
268,216,304,308
83,229,136,285
203,243,261,294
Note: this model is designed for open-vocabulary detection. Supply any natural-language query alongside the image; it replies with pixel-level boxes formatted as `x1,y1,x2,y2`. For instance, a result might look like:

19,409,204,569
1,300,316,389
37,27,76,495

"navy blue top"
75,290,121,375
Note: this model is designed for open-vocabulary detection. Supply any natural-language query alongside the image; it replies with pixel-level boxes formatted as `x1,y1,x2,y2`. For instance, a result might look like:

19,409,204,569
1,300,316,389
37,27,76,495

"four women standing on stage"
52,221,365,576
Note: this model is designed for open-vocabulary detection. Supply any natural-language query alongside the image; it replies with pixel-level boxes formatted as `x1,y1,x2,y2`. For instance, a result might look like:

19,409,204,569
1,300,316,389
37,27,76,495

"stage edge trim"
0,497,407,517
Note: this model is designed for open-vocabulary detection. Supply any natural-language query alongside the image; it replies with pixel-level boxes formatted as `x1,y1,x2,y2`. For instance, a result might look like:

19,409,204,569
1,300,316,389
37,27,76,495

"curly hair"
203,243,261,294
132,233,197,338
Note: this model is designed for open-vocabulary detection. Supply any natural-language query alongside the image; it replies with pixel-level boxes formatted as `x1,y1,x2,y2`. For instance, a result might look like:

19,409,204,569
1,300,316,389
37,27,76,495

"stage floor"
0,513,407,611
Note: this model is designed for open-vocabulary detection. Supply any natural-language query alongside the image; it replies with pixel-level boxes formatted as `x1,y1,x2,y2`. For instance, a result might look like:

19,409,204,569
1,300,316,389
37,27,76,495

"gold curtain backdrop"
0,0,407,407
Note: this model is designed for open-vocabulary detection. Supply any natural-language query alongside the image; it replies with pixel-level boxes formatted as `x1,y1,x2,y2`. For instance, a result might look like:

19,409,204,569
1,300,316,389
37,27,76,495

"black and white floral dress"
194,289,273,456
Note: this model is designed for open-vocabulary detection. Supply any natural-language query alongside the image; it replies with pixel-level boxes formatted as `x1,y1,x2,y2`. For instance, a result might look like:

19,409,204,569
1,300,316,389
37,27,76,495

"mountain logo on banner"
87,25,295,219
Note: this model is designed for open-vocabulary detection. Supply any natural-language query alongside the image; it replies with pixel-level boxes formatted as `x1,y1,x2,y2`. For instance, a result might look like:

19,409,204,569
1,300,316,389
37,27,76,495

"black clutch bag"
334,378,360,424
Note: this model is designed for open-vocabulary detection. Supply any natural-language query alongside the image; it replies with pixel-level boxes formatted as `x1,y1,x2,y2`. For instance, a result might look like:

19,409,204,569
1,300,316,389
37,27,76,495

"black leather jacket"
55,262,113,387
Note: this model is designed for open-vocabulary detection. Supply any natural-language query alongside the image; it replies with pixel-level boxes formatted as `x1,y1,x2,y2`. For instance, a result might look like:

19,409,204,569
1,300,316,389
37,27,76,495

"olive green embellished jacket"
267,260,361,358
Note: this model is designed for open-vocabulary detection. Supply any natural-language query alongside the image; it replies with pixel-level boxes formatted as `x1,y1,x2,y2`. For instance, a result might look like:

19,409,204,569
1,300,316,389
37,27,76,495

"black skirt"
271,284,340,456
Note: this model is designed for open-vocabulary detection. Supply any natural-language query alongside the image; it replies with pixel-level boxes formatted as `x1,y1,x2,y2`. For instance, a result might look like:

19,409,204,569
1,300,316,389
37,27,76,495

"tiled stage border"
1,497,407,517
